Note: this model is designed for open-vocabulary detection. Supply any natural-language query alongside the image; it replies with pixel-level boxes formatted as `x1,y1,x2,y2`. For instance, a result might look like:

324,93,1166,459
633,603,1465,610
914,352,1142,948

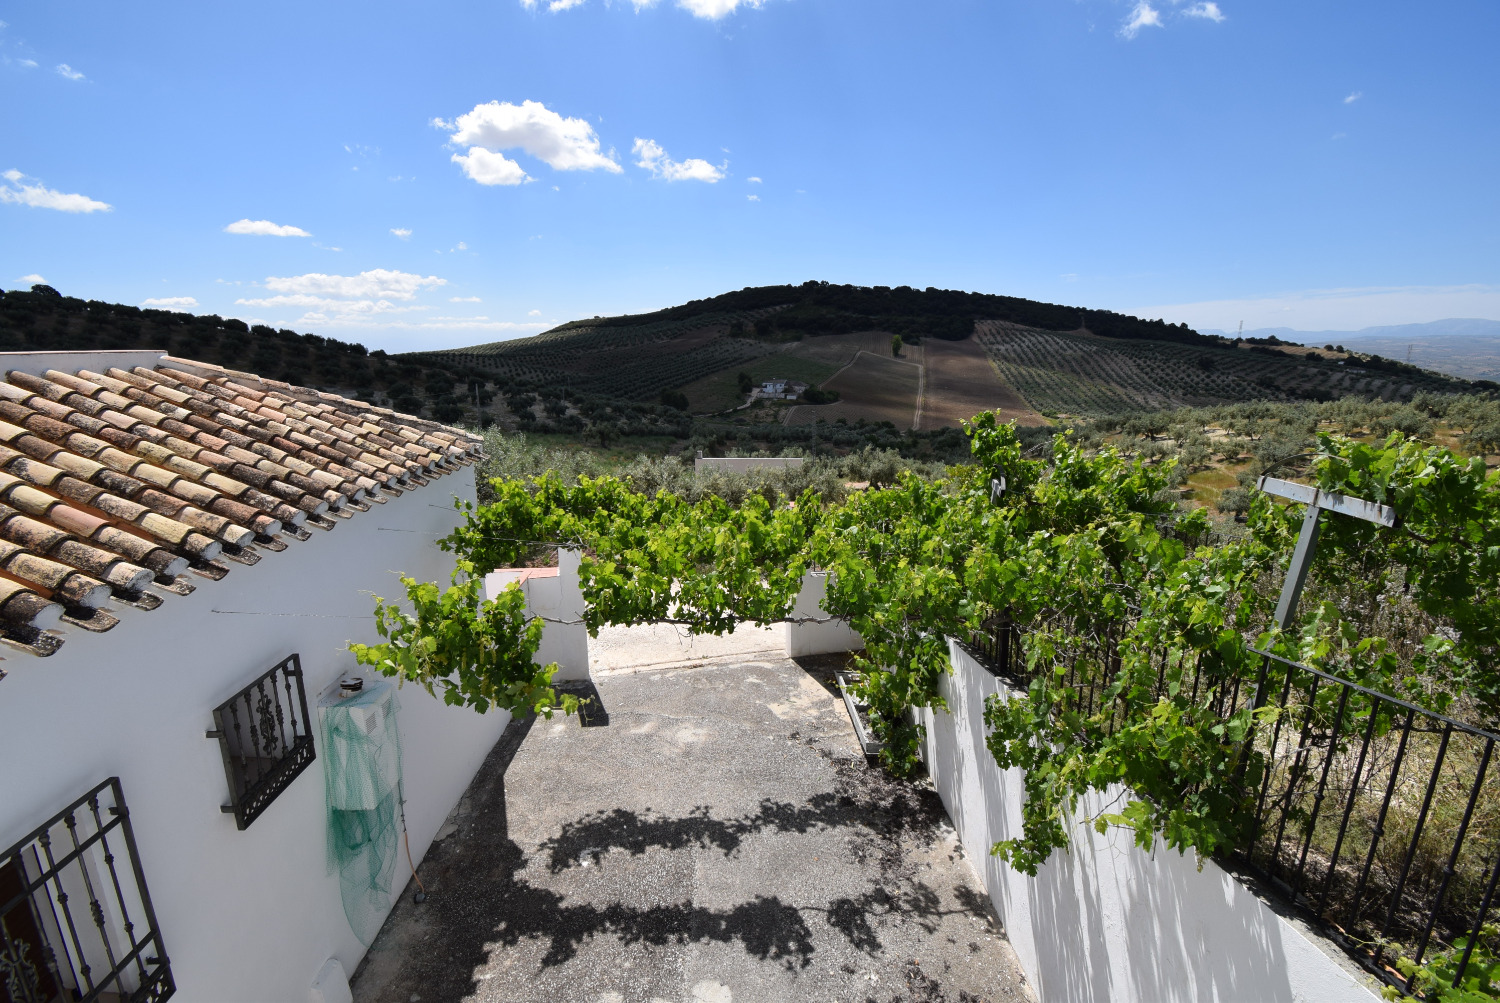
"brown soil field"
918,336,1048,429
784,349,922,428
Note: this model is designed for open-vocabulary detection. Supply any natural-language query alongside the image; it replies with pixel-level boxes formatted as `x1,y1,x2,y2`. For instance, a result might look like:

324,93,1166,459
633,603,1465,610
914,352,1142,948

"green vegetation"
416,309,784,402
0,283,487,423
684,354,841,412
359,399,1500,995
526,279,1210,344
978,321,1481,416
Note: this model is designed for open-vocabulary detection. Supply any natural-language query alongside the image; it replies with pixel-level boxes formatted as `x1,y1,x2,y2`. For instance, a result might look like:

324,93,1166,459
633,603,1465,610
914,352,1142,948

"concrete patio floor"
351,624,1033,1003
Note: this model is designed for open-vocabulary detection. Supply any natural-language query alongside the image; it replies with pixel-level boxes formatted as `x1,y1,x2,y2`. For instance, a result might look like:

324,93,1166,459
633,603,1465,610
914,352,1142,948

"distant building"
753,379,809,402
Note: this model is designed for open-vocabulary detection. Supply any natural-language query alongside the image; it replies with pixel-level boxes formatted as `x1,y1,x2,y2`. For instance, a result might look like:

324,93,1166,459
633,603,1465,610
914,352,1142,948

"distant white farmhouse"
751,378,808,402
0,351,501,1003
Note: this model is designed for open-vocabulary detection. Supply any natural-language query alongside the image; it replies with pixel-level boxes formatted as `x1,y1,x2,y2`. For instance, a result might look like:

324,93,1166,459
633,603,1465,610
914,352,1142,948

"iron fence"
966,615,1500,996
0,777,174,1003
207,653,315,830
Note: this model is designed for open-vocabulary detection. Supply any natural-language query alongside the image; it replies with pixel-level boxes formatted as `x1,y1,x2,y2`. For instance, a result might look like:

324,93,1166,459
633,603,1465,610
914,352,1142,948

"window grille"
0,777,174,1003
207,654,315,830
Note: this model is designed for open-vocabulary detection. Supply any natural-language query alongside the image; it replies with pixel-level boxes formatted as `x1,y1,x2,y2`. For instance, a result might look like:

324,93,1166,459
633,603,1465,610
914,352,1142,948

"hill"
415,282,1487,431
415,280,1213,400
2,282,1489,459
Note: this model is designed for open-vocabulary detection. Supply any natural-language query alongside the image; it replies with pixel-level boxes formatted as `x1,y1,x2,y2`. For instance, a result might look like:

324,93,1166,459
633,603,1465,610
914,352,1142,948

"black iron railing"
965,616,1500,995
208,654,315,830
0,777,174,1003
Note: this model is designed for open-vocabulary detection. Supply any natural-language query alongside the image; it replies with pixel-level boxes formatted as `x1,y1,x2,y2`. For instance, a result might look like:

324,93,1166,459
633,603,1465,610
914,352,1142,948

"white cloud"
747,194,760,201
390,227,412,239
747,176,762,183
456,241,468,251
18,273,46,285
522,0,761,17
677,0,764,18
633,138,725,182
1135,284,1500,333
262,268,446,301
238,295,431,320
238,269,450,325
0,170,112,213
16,59,37,69
54,63,84,80
442,101,621,185
451,295,482,302
1120,2,1162,37
224,218,311,237
452,146,529,186
528,308,542,316
1183,2,1224,21
284,312,548,335
141,296,198,310
1345,91,1362,104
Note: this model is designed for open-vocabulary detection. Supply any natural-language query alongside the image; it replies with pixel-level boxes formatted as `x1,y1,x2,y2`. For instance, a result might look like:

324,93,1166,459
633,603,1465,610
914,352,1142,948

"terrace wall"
916,640,1381,1003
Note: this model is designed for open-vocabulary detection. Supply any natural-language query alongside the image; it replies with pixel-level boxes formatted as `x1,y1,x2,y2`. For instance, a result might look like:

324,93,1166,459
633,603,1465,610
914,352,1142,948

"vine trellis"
350,413,1500,998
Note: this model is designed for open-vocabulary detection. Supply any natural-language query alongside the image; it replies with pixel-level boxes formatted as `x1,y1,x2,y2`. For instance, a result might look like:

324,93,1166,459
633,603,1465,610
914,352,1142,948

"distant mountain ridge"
1202,318,1500,341
1199,319,1500,381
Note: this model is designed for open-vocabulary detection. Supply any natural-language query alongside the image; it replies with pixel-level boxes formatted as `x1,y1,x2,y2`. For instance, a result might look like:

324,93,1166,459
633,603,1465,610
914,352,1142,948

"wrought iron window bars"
207,654,316,831
0,777,174,1003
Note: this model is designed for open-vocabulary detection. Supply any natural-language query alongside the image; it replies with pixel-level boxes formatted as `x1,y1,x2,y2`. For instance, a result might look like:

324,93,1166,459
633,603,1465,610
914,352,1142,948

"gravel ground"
352,624,1032,1003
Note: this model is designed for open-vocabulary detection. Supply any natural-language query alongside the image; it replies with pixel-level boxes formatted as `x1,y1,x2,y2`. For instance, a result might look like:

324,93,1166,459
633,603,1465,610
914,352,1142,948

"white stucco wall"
0,466,514,1003
484,547,590,682
693,456,805,473
785,571,864,658
917,640,1382,1003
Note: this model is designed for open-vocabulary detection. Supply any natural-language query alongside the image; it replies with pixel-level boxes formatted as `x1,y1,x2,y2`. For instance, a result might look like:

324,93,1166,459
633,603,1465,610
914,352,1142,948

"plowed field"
918,336,1047,429
784,350,922,428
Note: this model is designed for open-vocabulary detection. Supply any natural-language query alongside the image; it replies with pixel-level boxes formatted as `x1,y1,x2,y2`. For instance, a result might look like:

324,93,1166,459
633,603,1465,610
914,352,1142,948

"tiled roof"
0,354,481,664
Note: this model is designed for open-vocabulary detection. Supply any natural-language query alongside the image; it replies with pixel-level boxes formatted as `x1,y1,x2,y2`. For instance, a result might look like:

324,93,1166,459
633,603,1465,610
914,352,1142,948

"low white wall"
917,640,1381,1003
484,547,590,682
694,456,805,473
785,571,864,657
0,466,514,1003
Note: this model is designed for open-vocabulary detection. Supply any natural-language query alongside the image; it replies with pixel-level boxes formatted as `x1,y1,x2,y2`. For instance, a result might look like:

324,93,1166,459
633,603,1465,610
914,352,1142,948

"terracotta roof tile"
0,354,481,660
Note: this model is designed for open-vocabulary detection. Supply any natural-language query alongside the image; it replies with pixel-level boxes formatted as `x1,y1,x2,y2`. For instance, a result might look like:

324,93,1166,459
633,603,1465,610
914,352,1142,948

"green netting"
321,680,403,944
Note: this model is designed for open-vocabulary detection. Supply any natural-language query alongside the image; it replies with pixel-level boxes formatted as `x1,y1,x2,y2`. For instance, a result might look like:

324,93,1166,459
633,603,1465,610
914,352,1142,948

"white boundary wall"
484,548,590,682
0,467,512,1003
694,456,805,473
917,639,1381,1003
785,571,864,658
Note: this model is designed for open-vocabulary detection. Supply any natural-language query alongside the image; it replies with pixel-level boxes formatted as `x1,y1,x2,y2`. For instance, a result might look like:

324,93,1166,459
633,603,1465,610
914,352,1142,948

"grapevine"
353,415,1500,890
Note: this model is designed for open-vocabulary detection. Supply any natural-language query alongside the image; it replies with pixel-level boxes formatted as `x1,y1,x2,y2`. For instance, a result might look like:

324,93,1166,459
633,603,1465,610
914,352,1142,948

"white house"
0,351,507,1003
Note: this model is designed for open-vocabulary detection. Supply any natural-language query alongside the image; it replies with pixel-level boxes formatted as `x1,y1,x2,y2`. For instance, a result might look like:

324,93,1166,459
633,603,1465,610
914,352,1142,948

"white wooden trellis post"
1256,475,1398,630
1236,476,1402,786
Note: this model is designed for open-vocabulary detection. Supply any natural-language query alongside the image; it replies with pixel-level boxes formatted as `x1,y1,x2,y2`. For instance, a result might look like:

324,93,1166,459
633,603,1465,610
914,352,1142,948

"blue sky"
2,0,1497,352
